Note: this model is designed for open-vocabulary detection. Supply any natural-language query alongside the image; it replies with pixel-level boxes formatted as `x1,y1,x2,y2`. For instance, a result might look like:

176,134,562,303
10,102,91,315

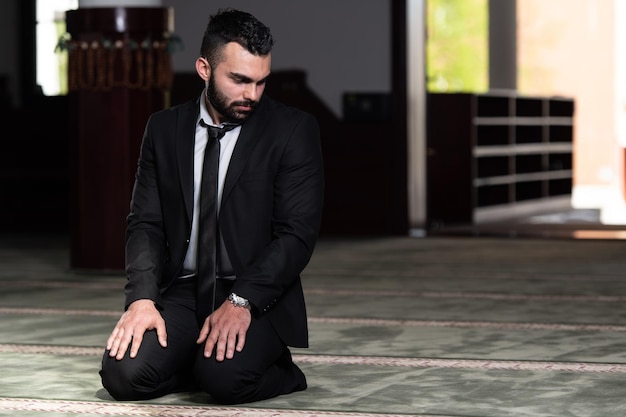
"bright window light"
36,0,79,95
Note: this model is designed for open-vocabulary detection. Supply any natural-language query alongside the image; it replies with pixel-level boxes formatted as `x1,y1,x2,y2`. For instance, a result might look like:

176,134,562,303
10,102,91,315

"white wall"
163,0,391,117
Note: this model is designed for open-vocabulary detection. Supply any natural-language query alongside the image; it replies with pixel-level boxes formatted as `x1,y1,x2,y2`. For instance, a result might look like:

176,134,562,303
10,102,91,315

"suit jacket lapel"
222,97,270,204
177,98,200,224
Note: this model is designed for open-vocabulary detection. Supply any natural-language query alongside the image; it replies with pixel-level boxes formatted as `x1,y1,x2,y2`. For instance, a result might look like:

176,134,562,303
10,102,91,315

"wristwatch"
228,292,250,309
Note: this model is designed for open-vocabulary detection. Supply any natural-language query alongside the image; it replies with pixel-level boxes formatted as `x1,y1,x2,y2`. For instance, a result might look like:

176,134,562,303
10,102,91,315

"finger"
108,327,124,357
106,328,120,352
155,319,168,348
225,331,238,360
106,326,120,350
204,330,219,359
115,330,134,360
214,332,228,361
235,328,246,353
128,331,144,359
196,320,210,344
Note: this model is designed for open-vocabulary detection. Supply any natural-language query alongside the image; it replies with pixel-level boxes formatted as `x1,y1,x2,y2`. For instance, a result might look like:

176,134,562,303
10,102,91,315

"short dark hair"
200,8,274,68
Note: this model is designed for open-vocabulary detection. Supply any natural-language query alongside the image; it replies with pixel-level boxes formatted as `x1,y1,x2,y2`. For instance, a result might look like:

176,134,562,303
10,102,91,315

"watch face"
229,293,249,308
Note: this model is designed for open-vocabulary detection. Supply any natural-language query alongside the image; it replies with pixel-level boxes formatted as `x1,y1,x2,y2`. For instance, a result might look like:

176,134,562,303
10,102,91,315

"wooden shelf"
426,92,575,227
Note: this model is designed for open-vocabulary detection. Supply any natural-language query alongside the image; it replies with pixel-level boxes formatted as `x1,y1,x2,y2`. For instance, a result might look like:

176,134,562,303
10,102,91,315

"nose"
243,84,262,102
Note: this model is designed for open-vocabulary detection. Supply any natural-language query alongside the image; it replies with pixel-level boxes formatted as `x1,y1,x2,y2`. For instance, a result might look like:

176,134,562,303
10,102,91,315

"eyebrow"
230,72,271,84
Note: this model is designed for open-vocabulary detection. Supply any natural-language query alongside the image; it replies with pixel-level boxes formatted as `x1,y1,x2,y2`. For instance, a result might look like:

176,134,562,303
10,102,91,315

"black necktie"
196,122,237,323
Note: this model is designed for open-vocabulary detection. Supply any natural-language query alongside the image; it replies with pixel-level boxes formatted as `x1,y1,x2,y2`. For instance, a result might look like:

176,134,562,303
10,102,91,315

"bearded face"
205,70,259,124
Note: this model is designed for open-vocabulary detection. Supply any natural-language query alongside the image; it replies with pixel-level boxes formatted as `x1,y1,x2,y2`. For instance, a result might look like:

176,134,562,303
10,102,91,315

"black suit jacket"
123,94,324,348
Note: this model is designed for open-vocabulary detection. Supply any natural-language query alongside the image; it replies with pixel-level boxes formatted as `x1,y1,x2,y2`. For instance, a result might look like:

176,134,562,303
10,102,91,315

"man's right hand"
106,299,167,360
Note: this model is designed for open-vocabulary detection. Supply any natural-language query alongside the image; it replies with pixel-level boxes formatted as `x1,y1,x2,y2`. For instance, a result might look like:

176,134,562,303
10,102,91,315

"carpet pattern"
1,234,626,416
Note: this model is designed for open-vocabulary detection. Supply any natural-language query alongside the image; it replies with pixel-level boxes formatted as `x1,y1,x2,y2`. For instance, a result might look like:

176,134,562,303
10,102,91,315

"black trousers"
100,278,306,404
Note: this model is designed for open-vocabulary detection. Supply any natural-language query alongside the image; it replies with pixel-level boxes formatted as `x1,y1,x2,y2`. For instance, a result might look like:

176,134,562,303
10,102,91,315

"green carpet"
2,234,626,416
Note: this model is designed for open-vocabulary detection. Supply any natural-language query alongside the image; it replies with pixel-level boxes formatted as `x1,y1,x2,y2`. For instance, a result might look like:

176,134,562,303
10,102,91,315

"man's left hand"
196,301,252,360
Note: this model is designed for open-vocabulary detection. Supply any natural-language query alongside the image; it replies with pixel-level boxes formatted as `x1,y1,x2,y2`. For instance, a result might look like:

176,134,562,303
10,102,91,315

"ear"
195,57,210,82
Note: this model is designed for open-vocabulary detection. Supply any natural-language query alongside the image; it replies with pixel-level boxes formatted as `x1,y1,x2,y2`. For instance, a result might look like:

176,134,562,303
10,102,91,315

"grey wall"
163,0,392,117
1,0,392,117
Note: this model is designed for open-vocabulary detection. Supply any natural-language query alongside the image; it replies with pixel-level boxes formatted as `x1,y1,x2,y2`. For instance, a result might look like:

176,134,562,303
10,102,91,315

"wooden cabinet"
426,92,574,227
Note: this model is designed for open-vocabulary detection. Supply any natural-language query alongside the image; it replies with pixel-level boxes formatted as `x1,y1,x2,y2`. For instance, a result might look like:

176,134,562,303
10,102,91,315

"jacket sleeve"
230,111,325,315
123,113,168,310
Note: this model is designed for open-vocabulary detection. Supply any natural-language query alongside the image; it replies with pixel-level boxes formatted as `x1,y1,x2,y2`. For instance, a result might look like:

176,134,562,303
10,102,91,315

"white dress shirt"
181,91,242,275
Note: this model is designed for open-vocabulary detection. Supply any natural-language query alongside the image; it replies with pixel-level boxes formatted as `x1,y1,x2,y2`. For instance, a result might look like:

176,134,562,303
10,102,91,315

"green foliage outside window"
427,0,488,92
55,20,69,95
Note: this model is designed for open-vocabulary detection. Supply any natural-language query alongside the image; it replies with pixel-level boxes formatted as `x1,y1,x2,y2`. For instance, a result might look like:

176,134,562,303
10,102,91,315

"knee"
100,355,159,401
194,367,252,404
100,361,135,400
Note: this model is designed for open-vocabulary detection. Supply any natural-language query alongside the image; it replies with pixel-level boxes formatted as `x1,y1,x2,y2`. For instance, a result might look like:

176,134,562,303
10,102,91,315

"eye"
230,73,253,84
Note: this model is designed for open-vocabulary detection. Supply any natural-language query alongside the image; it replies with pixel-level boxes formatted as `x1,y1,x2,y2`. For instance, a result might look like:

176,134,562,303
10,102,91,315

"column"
488,0,517,91
66,5,174,269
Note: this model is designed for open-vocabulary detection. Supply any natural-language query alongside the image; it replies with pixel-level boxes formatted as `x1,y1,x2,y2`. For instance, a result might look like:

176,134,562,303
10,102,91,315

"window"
426,0,488,92
36,0,78,95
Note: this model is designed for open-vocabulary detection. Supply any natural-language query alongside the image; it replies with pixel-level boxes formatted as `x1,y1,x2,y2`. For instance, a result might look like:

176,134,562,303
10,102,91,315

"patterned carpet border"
0,398,439,417
3,280,626,301
308,317,626,332
2,307,626,332
305,288,626,302
1,344,624,374
306,269,626,281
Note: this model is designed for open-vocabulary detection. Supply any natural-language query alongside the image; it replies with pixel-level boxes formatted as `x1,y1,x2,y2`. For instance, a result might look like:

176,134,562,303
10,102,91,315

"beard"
206,72,258,124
